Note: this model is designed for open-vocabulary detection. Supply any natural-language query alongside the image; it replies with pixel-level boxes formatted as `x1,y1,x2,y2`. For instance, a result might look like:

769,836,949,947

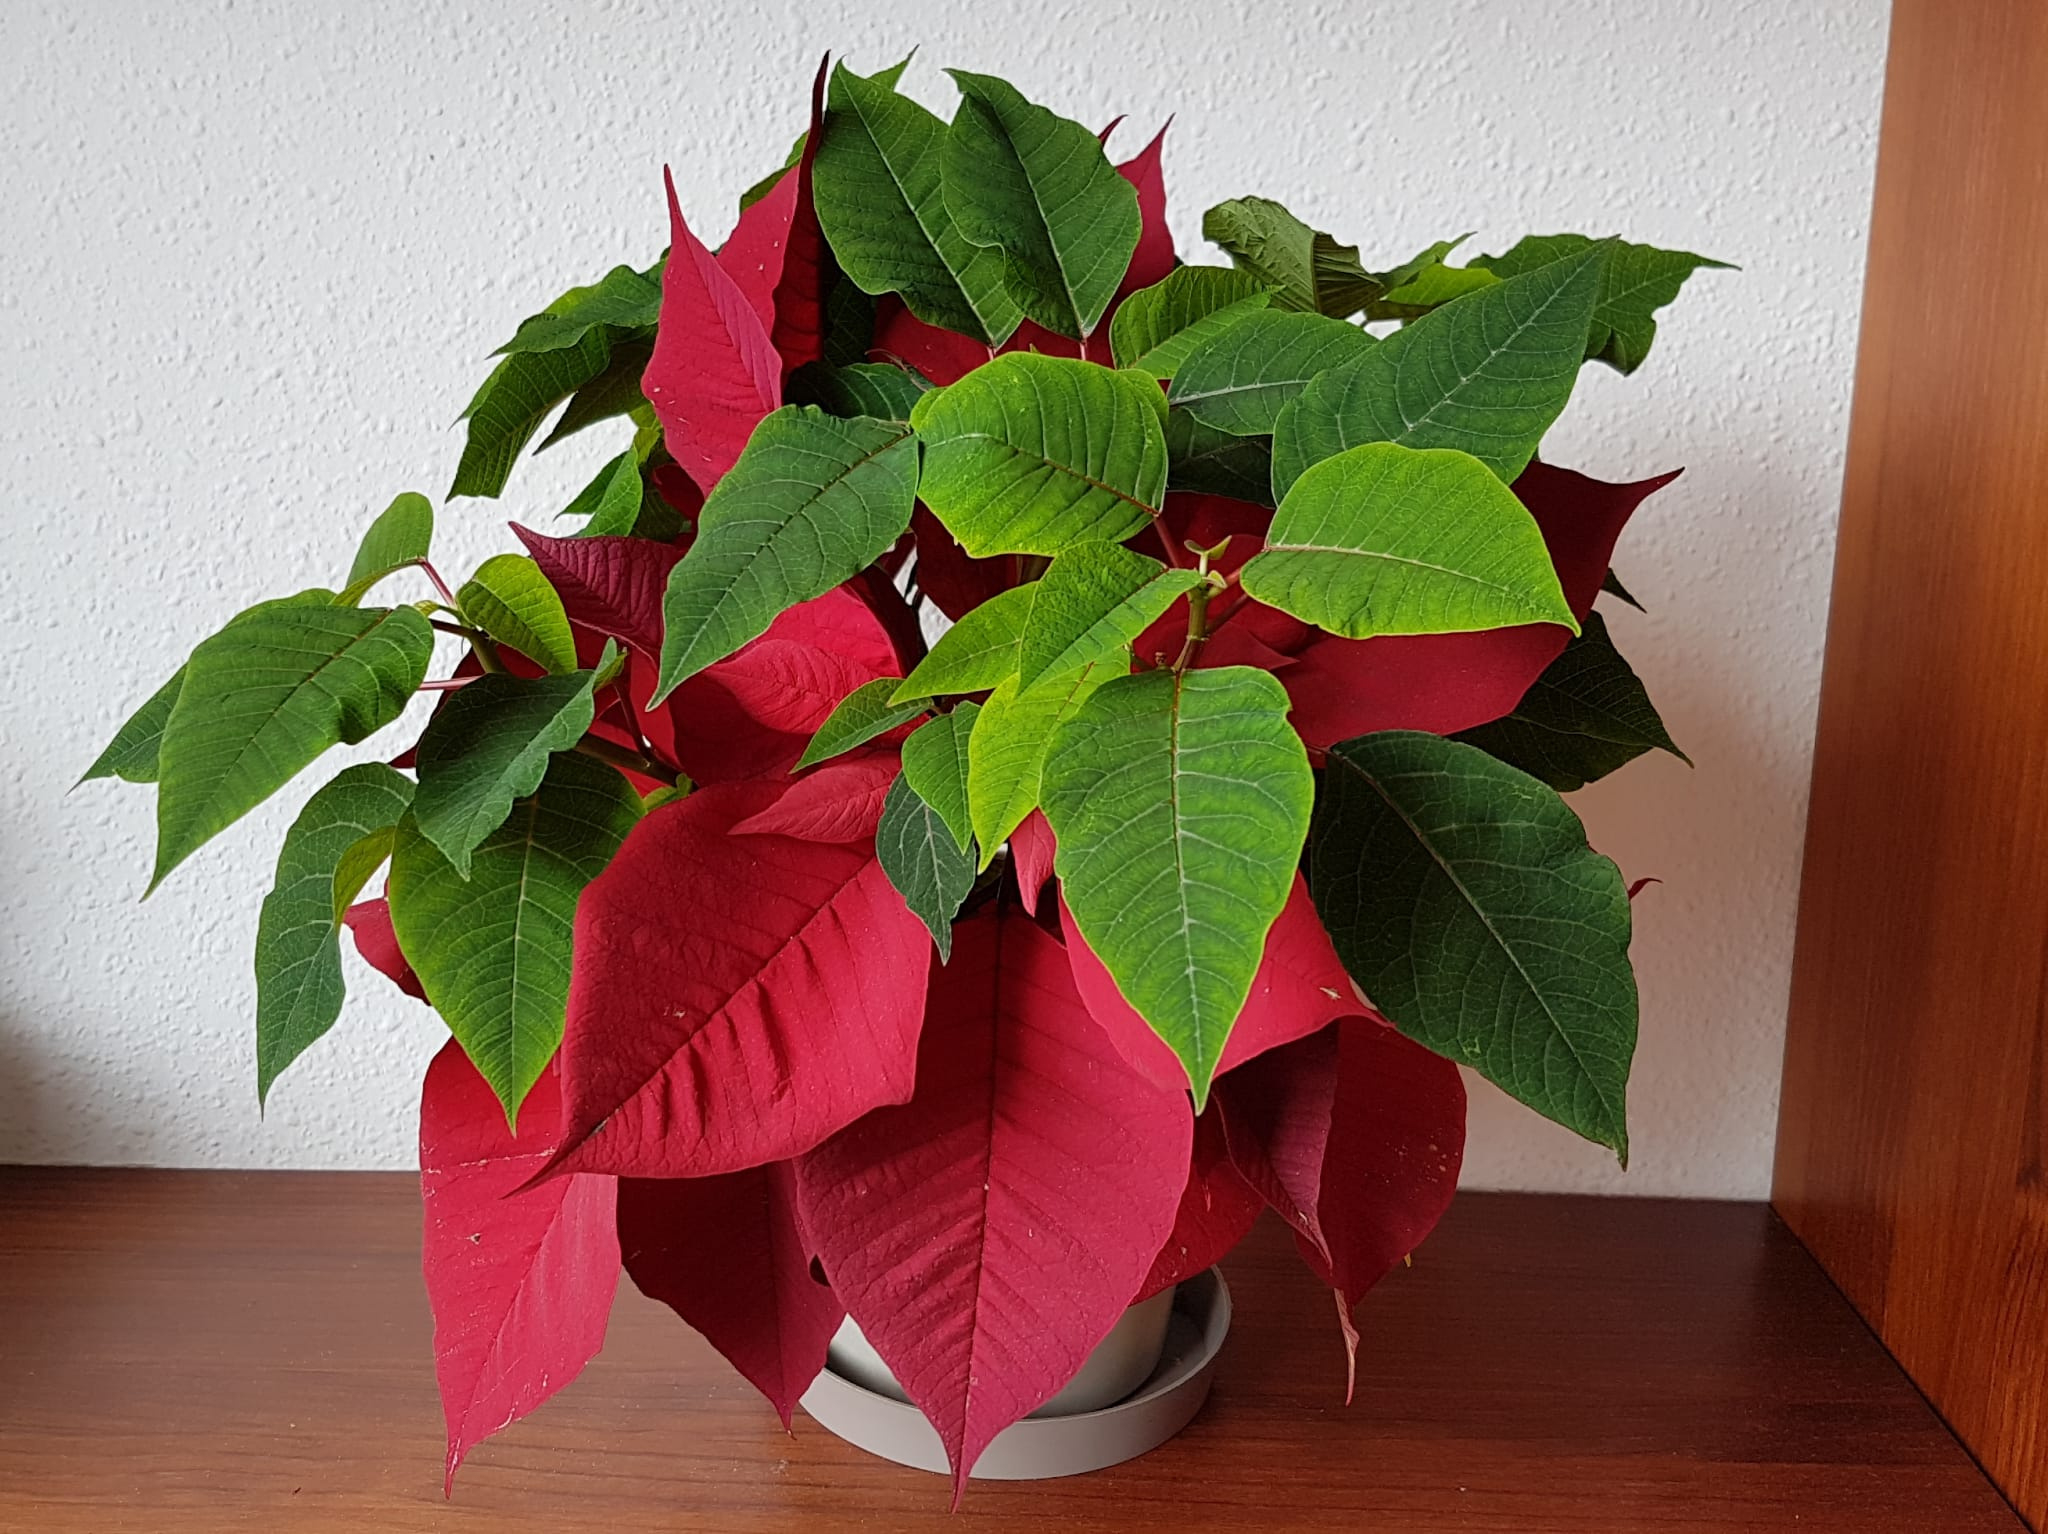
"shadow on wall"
0,1023,45,1164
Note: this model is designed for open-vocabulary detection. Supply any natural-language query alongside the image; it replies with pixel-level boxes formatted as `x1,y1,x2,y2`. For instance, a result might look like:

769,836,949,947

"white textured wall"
0,0,1888,1194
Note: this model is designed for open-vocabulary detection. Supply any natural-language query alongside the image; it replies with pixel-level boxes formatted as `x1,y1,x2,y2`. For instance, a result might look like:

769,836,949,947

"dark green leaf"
537,334,655,450
655,406,919,694
152,597,433,891
796,676,928,770
1016,542,1202,690
1041,666,1313,1105
1201,197,1379,318
1240,443,1577,639
875,772,975,962
1110,266,1273,378
458,554,577,675
1271,242,1609,498
813,61,1021,344
560,449,649,538
1365,240,1501,322
389,750,641,1126
942,70,1141,339
495,265,662,355
910,353,1167,557
1455,612,1687,790
1602,567,1645,611
1310,730,1637,1157
412,643,618,876
787,360,931,422
340,493,433,604
1165,410,1274,503
80,667,184,786
892,583,1035,703
1477,234,1731,374
451,326,615,499
1168,309,1373,437
899,701,980,851
254,763,415,1105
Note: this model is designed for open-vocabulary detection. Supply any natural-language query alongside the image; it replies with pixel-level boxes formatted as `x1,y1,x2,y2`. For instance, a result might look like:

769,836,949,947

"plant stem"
1171,579,1215,674
420,676,480,693
429,619,489,643
1153,519,1191,569
574,734,681,788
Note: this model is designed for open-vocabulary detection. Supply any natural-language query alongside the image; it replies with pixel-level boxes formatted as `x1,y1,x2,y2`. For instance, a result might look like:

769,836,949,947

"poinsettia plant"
84,54,1717,1502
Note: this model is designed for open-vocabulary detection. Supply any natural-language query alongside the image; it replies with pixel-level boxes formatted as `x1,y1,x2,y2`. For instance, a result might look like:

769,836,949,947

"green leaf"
813,61,1022,345
458,554,578,675
1167,309,1373,437
941,70,1140,340
537,334,656,451
340,493,433,604
389,751,641,1127
1240,443,1578,640
560,449,649,539
1477,234,1730,374
1110,267,1274,379
1165,410,1275,503
875,772,975,963
1309,730,1637,1156
891,584,1036,703
1455,612,1688,790
1201,197,1379,318
1601,567,1645,611
739,134,809,213
910,353,1167,557
254,764,414,1105
965,661,1114,861
1016,542,1202,690
80,667,184,786
795,676,928,770
1271,242,1609,499
152,598,433,891
787,360,931,422
654,406,919,695
1041,666,1313,1105
451,326,616,500
412,643,618,876
899,701,980,851
1366,249,1501,322
495,264,662,355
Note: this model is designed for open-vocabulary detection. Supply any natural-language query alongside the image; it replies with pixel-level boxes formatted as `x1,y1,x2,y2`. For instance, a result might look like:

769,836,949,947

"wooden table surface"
0,1169,2022,1532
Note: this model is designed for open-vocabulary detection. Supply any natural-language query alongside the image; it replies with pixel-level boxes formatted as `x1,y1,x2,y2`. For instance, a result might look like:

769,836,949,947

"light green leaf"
899,701,980,851
1240,443,1577,640
412,642,618,876
1016,543,1202,690
1168,309,1373,437
1477,234,1731,374
1165,410,1275,504
654,406,919,695
459,554,578,675
1367,248,1501,321
152,598,433,891
796,677,929,770
813,61,1022,345
254,763,415,1105
340,493,433,604
560,449,648,539
965,661,1114,862
1041,666,1313,1106
787,360,931,422
1309,730,1637,1157
875,772,976,963
1272,243,1608,498
451,326,616,500
494,264,662,355
1201,197,1379,317
1110,267,1273,379
891,584,1036,704
1455,612,1688,790
389,750,640,1127
911,352,1167,557
942,70,1140,340
80,667,185,786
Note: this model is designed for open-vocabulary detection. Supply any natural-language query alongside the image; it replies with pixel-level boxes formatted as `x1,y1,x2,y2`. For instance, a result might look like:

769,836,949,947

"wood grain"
1771,1,2048,1526
0,1168,2021,1532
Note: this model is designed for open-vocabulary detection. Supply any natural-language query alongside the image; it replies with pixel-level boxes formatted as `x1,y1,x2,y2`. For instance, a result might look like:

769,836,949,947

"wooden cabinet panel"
1773,1,2048,1526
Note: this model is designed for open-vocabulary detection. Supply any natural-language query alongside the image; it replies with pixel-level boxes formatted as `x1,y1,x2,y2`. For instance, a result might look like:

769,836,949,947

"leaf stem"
420,676,480,693
574,734,681,788
1171,578,1215,675
416,559,460,609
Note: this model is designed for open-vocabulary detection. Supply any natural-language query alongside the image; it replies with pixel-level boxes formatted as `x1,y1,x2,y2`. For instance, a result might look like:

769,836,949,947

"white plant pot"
799,1268,1232,1480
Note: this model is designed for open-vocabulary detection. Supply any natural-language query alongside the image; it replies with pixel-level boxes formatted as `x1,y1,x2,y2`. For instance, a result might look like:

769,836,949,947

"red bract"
731,747,899,843
716,61,832,378
794,906,1192,1503
1137,1108,1263,1304
1060,875,1363,1094
1009,809,1057,915
515,527,684,663
617,1163,844,1427
1113,122,1175,296
643,169,783,494
1217,1022,1466,1397
419,1042,620,1492
546,781,932,1181
344,897,426,1001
